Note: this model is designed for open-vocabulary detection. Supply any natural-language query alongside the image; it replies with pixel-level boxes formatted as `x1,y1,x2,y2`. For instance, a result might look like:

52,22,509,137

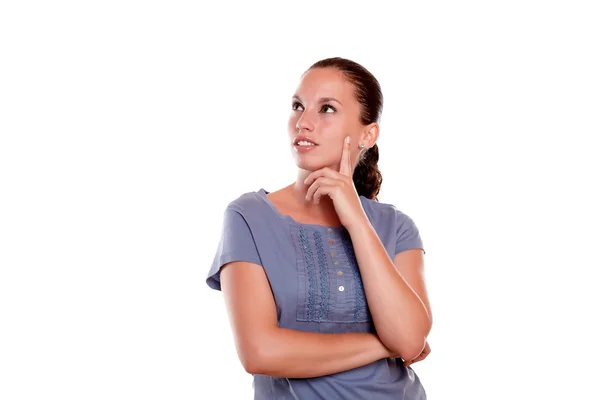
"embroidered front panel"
313,230,330,321
298,227,317,320
292,225,371,324
340,229,370,322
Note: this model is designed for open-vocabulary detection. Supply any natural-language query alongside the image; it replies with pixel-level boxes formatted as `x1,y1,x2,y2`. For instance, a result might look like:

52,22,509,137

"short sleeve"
206,206,263,291
395,210,426,255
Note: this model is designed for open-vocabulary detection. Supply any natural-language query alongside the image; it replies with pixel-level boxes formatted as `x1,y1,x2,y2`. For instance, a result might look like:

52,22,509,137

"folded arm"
220,260,391,379
347,217,433,361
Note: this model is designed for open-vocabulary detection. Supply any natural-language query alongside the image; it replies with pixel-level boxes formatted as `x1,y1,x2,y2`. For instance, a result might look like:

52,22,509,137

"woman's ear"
363,122,380,147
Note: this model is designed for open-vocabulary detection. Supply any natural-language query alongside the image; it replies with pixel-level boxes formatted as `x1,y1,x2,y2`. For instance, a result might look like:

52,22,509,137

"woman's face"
288,67,365,173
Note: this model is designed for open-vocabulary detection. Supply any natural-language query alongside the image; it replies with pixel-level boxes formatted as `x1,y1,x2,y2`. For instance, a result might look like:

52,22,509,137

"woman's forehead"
295,68,354,100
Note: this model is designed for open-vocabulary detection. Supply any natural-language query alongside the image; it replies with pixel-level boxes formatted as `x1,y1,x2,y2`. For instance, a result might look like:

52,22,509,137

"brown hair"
306,57,383,201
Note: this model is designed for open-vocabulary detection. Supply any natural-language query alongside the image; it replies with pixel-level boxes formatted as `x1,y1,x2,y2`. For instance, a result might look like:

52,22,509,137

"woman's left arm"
346,217,432,361
304,136,432,361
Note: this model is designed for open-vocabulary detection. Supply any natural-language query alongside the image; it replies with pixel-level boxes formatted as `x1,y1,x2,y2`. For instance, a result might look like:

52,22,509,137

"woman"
206,57,432,399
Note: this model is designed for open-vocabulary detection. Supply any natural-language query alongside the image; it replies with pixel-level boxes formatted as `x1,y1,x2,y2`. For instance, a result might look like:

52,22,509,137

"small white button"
338,286,345,292
327,228,333,232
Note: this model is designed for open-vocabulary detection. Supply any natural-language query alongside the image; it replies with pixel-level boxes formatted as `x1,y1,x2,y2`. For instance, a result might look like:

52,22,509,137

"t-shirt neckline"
258,187,363,232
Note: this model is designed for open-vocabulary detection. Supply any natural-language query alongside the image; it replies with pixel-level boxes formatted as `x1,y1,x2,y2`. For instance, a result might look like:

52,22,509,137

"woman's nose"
296,112,314,132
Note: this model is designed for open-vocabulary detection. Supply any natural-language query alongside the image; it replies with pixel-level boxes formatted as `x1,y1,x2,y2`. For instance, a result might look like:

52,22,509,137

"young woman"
206,57,432,399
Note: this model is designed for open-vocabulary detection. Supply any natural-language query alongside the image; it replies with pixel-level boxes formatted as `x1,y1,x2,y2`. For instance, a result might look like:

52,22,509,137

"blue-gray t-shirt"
206,188,427,399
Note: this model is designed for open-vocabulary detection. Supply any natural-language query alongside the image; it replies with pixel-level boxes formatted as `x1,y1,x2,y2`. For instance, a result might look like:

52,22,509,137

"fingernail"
345,136,350,144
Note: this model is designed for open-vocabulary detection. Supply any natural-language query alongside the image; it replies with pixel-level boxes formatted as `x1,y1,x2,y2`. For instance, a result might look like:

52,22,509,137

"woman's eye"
292,102,335,113
321,104,336,113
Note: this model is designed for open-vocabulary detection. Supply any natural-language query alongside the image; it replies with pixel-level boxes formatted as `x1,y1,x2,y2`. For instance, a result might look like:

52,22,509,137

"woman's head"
288,57,383,200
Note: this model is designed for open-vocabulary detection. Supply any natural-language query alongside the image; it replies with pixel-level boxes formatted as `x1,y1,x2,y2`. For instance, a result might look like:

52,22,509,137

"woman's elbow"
237,339,274,375
398,346,423,362
238,344,263,374
239,354,258,375
389,337,427,362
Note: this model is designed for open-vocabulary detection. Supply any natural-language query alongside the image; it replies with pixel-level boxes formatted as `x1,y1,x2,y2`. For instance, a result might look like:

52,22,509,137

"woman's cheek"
319,118,336,131
288,117,299,131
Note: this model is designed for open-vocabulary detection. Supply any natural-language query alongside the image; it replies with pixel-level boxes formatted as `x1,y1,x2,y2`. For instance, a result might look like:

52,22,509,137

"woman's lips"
293,143,318,153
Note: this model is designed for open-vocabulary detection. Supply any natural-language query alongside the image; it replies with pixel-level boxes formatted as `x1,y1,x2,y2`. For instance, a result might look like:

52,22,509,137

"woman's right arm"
219,260,392,379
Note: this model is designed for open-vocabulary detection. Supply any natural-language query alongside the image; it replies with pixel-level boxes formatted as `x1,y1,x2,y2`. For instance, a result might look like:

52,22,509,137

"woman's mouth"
293,140,318,153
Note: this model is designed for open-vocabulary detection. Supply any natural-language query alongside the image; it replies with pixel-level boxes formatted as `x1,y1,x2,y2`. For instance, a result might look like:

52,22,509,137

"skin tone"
281,67,432,363
220,67,432,378
268,67,377,225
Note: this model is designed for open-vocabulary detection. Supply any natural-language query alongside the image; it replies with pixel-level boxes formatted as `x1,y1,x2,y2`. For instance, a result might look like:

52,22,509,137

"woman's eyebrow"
292,95,343,106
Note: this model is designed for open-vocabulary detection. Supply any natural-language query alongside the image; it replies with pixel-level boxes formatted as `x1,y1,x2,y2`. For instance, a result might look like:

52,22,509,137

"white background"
1,1,599,399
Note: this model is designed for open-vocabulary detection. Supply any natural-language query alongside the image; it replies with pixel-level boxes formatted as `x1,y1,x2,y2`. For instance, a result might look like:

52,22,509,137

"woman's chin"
293,158,333,172
291,147,336,170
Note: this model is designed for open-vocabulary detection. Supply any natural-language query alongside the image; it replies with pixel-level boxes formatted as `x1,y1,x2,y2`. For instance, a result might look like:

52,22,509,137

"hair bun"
353,144,382,201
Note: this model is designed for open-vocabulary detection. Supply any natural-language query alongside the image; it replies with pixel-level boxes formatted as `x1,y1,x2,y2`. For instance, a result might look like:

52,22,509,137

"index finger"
339,136,351,176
